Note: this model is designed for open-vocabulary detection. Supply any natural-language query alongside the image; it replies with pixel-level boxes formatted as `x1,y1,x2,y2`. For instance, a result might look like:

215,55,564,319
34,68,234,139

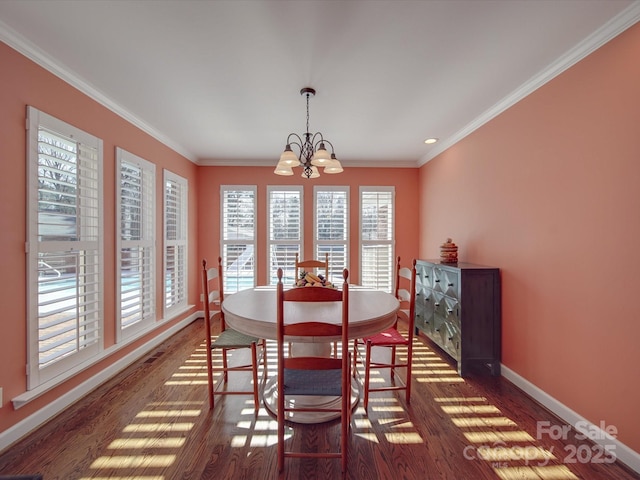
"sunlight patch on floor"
355,432,381,443
384,431,424,444
451,416,518,428
90,454,176,469
107,438,186,449
493,464,579,479
416,376,466,383
122,422,195,433
135,409,201,418
464,430,536,443
440,405,502,415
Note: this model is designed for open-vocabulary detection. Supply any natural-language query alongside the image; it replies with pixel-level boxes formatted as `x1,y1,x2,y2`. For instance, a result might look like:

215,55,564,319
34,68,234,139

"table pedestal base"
263,376,359,424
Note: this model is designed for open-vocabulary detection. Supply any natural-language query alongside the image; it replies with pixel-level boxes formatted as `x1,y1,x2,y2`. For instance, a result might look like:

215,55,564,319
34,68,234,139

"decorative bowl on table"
295,271,334,288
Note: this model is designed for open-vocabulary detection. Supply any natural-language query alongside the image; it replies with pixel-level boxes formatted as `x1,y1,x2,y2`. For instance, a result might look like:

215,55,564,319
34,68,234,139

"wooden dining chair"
294,252,329,281
201,257,267,411
276,267,351,473
353,257,417,410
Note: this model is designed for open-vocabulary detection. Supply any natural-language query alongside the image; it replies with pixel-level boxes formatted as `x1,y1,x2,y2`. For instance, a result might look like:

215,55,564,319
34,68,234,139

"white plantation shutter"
117,149,155,340
268,186,302,285
164,171,188,314
360,187,395,292
315,187,348,284
27,106,104,389
221,186,256,293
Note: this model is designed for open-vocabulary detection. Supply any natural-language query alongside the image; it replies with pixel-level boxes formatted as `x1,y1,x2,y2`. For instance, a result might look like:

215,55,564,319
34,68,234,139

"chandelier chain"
306,91,310,135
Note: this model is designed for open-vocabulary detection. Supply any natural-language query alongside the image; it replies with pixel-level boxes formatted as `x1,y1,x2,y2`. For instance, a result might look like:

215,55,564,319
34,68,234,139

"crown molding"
196,157,418,168
419,2,640,166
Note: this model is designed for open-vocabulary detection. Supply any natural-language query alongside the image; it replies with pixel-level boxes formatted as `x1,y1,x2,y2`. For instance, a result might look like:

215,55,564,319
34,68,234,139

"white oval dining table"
222,285,399,423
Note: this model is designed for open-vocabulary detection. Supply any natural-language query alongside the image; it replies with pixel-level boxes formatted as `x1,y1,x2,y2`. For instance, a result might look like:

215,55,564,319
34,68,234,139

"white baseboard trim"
501,365,640,475
0,314,199,453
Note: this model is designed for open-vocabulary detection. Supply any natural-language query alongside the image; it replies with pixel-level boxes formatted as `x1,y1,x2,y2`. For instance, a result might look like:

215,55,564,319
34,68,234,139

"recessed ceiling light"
424,138,438,144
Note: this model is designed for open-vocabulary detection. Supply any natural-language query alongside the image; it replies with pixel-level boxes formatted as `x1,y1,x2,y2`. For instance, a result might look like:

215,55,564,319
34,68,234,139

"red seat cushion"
363,327,408,346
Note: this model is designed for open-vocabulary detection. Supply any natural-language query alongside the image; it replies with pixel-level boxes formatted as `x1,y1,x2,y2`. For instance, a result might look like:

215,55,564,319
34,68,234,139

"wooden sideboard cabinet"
414,259,501,377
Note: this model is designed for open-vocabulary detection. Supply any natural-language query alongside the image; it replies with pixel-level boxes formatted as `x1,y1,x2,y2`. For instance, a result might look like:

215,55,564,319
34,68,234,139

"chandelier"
274,87,343,179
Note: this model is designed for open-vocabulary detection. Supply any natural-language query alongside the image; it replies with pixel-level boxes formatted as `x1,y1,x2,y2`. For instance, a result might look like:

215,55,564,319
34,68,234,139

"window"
360,187,395,292
221,186,256,293
164,170,188,315
26,106,104,389
116,148,156,341
315,186,348,284
267,186,302,285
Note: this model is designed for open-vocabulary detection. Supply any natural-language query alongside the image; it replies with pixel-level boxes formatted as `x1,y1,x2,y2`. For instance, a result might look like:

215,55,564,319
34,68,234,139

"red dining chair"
275,267,351,473
202,257,267,411
353,257,416,410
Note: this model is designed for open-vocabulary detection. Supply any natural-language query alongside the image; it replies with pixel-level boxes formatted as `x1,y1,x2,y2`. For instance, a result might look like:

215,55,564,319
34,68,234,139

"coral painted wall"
0,41,199,434
419,23,640,453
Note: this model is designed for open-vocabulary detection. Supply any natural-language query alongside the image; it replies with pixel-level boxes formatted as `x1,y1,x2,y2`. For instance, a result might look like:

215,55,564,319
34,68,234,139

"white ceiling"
1,0,639,169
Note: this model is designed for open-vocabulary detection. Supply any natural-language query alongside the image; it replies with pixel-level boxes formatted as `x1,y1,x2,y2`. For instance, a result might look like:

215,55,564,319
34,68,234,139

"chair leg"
363,341,372,410
261,339,268,379
342,389,348,473
222,349,229,383
277,378,285,472
406,343,413,404
251,343,259,410
207,352,214,410
352,341,358,378
390,345,396,382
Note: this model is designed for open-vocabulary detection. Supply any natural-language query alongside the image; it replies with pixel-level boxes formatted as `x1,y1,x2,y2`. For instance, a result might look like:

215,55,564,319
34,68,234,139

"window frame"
220,185,257,294
163,170,188,317
359,186,395,293
116,148,156,342
26,106,104,390
267,185,303,286
314,185,349,284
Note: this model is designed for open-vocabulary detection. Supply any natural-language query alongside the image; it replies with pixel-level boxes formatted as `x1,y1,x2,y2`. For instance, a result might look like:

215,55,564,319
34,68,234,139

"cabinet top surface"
418,259,499,271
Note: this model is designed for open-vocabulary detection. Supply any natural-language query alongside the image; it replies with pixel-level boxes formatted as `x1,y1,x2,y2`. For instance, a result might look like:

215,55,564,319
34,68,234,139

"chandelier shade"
278,145,300,166
274,87,342,179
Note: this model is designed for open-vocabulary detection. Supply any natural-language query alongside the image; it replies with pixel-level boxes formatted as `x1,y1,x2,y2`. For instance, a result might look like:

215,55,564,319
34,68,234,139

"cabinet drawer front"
416,263,433,289
433,267,459,299
442,321,461,360
415,289,434,333
442,295,460,328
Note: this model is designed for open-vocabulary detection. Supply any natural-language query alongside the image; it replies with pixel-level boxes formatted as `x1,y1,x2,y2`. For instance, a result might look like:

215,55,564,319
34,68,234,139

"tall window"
360,187,395,292
116,148,155,341
26,106,104,389
221,186,256,293
267,186,302,285
164,170,188,315
315,186,348,284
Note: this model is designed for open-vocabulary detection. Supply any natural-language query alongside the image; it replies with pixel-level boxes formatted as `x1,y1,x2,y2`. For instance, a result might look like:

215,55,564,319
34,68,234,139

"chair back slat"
294,252,329,280
282,284,342,302
283,321,342,337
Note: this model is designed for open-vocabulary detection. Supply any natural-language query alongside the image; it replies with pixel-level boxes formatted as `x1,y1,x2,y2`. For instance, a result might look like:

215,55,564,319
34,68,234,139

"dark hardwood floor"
0,319,637,480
